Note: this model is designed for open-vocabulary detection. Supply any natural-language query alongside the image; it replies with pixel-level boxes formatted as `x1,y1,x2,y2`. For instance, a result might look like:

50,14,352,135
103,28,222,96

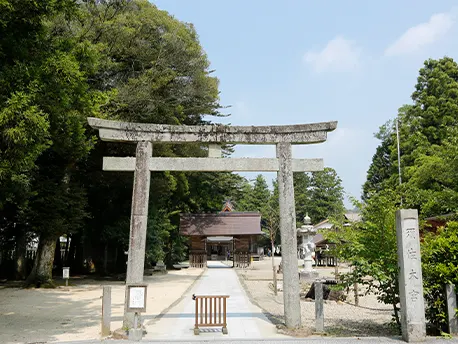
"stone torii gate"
87,117,337,329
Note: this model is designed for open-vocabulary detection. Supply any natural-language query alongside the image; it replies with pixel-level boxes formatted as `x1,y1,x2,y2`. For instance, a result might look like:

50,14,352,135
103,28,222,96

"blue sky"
153,0,458,207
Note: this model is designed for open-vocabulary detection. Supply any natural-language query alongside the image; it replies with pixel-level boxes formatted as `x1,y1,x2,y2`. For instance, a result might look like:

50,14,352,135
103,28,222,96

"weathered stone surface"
396,209,426,342
305,282,330,300
154,261,167,274
88,117,338,134
103,157,324,172
446,284,458,335
128,328,143,341
315,281,324,333
101,286,111,337
124,141,152,329
299,271,319,283
111,328,128,340
87,117,337,144
208,144,222,158
298,216,317,279
277,143,301,329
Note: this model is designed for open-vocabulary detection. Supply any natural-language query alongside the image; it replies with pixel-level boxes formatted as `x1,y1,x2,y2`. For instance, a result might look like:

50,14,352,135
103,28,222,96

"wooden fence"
0,249,38,265
234,251,250,268
316,254,335,267
1,248,68,263
192,294,229,335
189,252,207,268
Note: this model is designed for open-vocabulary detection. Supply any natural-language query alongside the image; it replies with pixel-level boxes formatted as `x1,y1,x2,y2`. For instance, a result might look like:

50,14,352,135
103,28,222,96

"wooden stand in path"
192,294,229,335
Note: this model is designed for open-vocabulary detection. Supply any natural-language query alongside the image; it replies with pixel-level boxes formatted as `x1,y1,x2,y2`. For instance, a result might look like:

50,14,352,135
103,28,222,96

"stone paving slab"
58,337,458,344
143,261,287,340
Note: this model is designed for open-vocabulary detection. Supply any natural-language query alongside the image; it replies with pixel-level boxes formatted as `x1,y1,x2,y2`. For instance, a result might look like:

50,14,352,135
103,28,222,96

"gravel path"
58,339,458,344
239,270,397,337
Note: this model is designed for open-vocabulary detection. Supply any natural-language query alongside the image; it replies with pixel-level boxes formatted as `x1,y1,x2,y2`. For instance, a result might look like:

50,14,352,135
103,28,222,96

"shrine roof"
180,212,262,236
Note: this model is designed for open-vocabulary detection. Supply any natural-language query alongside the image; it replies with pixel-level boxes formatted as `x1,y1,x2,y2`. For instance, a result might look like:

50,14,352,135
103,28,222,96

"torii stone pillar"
87,117,337,330
124,141,152,327
277,143,301,328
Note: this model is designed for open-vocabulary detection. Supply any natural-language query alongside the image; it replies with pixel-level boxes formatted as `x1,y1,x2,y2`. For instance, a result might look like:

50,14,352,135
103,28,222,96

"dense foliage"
338,56,458,333
422,221,458,333
0,0,347,285
237,171,345,249
363,57,458,216
0,0,243,284
295,168,345,225
328,191,401,326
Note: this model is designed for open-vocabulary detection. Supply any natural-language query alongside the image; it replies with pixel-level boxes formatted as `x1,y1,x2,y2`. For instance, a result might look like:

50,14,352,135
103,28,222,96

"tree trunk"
67,233,77,270
103,243,108,275
69,233,84,274
393,302,401,329
24,234,57,287
271,241,277,296
114,246,119,273
334,257,339,280
54,238,63,272
63,233,70,266
15,229,27,280
354,282,359,306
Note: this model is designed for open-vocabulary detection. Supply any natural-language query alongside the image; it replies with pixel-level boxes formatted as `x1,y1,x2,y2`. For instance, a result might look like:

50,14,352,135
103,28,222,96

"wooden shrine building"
180,201,262,268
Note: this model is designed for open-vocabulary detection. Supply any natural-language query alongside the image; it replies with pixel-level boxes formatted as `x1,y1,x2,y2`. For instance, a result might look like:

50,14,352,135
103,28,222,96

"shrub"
421,221,458,334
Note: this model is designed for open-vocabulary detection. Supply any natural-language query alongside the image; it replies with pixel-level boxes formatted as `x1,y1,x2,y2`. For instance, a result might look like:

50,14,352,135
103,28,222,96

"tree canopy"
339,56,458,333
0,0,242,284
363,57,458,217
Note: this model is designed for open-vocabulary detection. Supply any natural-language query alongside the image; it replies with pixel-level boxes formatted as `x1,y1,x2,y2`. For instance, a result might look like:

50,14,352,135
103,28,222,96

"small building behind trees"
180,201,262,268
310,212,362,266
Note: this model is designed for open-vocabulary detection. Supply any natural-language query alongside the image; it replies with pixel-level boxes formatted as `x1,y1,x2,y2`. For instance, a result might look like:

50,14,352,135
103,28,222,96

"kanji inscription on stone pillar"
396,209,426,342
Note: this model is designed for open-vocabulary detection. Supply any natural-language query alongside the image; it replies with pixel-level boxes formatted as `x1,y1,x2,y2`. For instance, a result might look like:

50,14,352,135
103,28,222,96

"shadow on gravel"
325,319,399,337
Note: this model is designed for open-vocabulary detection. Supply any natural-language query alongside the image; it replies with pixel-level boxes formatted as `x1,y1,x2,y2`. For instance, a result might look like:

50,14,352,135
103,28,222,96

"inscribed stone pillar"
276,142,301,328
396,209,426,342
315,281,324,333
446,284,458,335
102,286,111,337
123,141,152,328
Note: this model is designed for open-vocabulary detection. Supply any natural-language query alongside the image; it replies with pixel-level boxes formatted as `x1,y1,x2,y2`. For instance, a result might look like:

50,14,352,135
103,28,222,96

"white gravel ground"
0,268,203,344
238,259,397,337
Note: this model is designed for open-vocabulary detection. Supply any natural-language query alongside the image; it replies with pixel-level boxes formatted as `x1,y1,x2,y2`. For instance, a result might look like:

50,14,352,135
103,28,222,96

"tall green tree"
0,0,106,284
362,121,395,201
23,24,107,287
237,175,271,215
294,168,345,225
364,57,458,216
327,191,401,327
422,221,458,333
0,0,74,278
293,172,311,226
71,0,240,272
356,56,458,332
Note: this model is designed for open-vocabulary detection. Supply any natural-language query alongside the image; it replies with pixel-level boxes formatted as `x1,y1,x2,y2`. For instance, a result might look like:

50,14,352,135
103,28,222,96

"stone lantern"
297,214,318,281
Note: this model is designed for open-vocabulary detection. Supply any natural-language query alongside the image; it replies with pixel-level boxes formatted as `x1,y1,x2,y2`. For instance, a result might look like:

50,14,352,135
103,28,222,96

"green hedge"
422,221,458,334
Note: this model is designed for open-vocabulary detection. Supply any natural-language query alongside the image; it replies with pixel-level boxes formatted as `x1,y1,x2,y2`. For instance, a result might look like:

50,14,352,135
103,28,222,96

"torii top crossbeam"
87,118,337,144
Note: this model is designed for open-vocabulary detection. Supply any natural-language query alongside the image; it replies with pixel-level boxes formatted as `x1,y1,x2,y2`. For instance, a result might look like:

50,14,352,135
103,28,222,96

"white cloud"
303,36,361,73
385,12,455,57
